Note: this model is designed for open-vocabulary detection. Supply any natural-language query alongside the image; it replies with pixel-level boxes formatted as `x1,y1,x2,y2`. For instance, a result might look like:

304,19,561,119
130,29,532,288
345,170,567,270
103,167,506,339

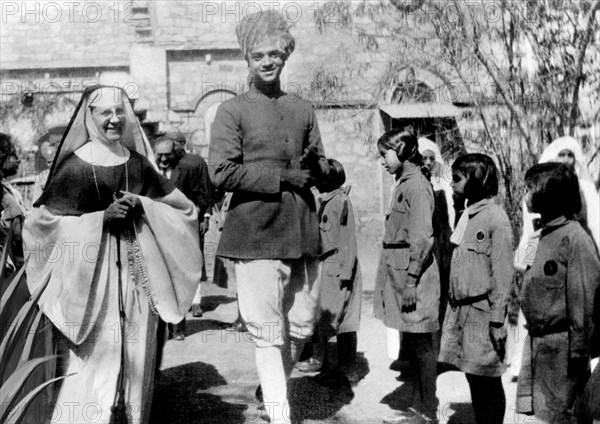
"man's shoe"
192,304,203,318
171,331,185,341
342,368,361,385
384,409,437,424
295,357,322,373
227,320,247,332
382,410,415,424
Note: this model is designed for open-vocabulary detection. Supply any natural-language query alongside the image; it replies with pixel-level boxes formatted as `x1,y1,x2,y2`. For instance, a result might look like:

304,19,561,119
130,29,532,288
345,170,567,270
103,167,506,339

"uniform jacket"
374,163,440,332
318,186,357,280
520,218,600,358
209,85,326,260
169,152,213,217
449,198,514,324
439,197,513,376
318,186,362,335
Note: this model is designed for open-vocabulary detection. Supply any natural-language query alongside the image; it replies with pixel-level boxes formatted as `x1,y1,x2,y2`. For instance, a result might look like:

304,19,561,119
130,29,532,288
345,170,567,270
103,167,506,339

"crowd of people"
1,9,599,424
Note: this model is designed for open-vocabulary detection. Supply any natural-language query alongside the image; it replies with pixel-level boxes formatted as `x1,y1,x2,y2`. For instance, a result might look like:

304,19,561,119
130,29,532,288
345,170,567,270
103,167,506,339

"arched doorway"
381,67,464,161
188,89,236,157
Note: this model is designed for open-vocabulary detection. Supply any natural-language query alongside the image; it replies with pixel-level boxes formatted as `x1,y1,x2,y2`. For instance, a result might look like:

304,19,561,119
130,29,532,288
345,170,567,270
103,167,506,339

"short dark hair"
452,153,498,202
377,129,422,164
525,162,581,219
329,158,346,190
316,158,346,193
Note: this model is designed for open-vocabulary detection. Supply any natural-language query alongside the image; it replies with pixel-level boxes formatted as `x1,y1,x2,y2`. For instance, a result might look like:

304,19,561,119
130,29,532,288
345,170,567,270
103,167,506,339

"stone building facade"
1,0,469,283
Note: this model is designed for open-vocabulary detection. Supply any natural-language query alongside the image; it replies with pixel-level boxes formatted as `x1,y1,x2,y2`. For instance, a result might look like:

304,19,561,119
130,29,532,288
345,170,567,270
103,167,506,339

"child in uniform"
303,158,362,386
518,163,600,423
438,153,513,424
374,129,440,424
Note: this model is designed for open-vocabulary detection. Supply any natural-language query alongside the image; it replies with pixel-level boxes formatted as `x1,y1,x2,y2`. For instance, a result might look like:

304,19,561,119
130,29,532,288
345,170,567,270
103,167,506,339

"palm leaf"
0,221,14,282
0,272,51,385
3,374,70,424
0,356,60,423
0,260,29,341
18,309,43,366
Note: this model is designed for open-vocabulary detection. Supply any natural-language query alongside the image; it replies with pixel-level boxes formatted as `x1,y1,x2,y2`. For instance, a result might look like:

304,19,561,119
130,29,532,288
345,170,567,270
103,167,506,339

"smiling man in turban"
209,9,337,424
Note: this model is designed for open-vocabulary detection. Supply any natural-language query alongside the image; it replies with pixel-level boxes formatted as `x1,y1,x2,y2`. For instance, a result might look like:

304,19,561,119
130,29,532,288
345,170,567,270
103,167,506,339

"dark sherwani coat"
171,152,213,217
208,85,326,260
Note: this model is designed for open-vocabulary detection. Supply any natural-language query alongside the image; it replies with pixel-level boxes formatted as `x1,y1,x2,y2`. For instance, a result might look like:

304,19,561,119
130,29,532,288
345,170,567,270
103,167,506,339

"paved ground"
148,277,535,424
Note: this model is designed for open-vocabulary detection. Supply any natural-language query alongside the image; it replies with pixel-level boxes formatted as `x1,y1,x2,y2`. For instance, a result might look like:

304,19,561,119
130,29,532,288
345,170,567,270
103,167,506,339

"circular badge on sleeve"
544,260,558,276
322,214,328,223
476,230,486,242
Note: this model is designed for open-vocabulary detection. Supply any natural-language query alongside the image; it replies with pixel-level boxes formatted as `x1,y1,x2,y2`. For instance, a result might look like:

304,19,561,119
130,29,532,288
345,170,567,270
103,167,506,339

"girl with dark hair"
517,163,600,424
511,136,600,383
374,129,440,424
439,153,513,424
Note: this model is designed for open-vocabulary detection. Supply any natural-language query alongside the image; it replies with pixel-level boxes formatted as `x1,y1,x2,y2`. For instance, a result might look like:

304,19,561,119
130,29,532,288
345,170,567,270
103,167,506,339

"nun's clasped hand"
104,192,141,223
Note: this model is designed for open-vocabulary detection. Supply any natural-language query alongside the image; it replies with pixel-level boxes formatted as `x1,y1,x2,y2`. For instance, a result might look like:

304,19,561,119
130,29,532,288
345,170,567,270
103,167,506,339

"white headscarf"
516,136,600,269
538,136,592,181
46,86,155,187
418,137,455,229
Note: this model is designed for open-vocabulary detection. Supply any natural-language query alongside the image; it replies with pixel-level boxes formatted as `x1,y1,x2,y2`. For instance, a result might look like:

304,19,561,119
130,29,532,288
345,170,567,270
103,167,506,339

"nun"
24,86,203,424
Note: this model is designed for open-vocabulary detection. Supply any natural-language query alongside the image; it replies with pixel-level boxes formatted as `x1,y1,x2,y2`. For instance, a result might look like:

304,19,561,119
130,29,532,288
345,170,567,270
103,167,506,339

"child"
517,163,600,423
297,158,362,386
438,153,513,424
511,136,600,380
373,129,440,424
579,284,600,424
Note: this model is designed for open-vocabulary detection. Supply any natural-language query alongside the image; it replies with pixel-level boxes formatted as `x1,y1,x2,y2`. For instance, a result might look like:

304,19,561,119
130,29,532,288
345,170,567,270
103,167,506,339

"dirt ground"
148,276,536,424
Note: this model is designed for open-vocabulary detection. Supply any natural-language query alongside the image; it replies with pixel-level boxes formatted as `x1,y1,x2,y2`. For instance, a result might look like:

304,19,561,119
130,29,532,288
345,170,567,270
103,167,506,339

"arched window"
391,81,436,104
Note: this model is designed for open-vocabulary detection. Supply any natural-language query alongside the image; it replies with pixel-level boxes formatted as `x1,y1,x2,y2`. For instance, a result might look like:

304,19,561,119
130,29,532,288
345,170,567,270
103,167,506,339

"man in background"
155,133,213,339
168,131,213,281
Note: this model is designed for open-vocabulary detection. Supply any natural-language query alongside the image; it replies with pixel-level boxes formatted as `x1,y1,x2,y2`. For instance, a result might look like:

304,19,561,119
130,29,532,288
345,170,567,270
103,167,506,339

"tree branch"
472,45,532,148
568,0,600,134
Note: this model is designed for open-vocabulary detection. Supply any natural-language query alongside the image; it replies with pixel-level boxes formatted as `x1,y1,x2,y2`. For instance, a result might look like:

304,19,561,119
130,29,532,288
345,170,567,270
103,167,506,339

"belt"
382,242,410,249
526,324,569,338
320,248,338,261
450,293,488,307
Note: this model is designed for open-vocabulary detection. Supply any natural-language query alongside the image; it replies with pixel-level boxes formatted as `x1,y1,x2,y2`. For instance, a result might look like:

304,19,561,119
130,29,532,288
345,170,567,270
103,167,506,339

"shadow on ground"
289,376,354,422
382,386,476,424
149,361,247,424
185,318,233,337
288,352,370,423
200,294,237,313
380,382,413,413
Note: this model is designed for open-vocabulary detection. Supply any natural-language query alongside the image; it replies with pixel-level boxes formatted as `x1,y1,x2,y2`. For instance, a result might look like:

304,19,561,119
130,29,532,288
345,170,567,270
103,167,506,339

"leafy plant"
0,221,67,424
308,0,600,239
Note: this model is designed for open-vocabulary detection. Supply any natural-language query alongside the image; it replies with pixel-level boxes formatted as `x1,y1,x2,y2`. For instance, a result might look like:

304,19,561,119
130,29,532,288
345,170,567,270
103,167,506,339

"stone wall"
316,108,385,288
1,1,464,287
0,0,137,68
